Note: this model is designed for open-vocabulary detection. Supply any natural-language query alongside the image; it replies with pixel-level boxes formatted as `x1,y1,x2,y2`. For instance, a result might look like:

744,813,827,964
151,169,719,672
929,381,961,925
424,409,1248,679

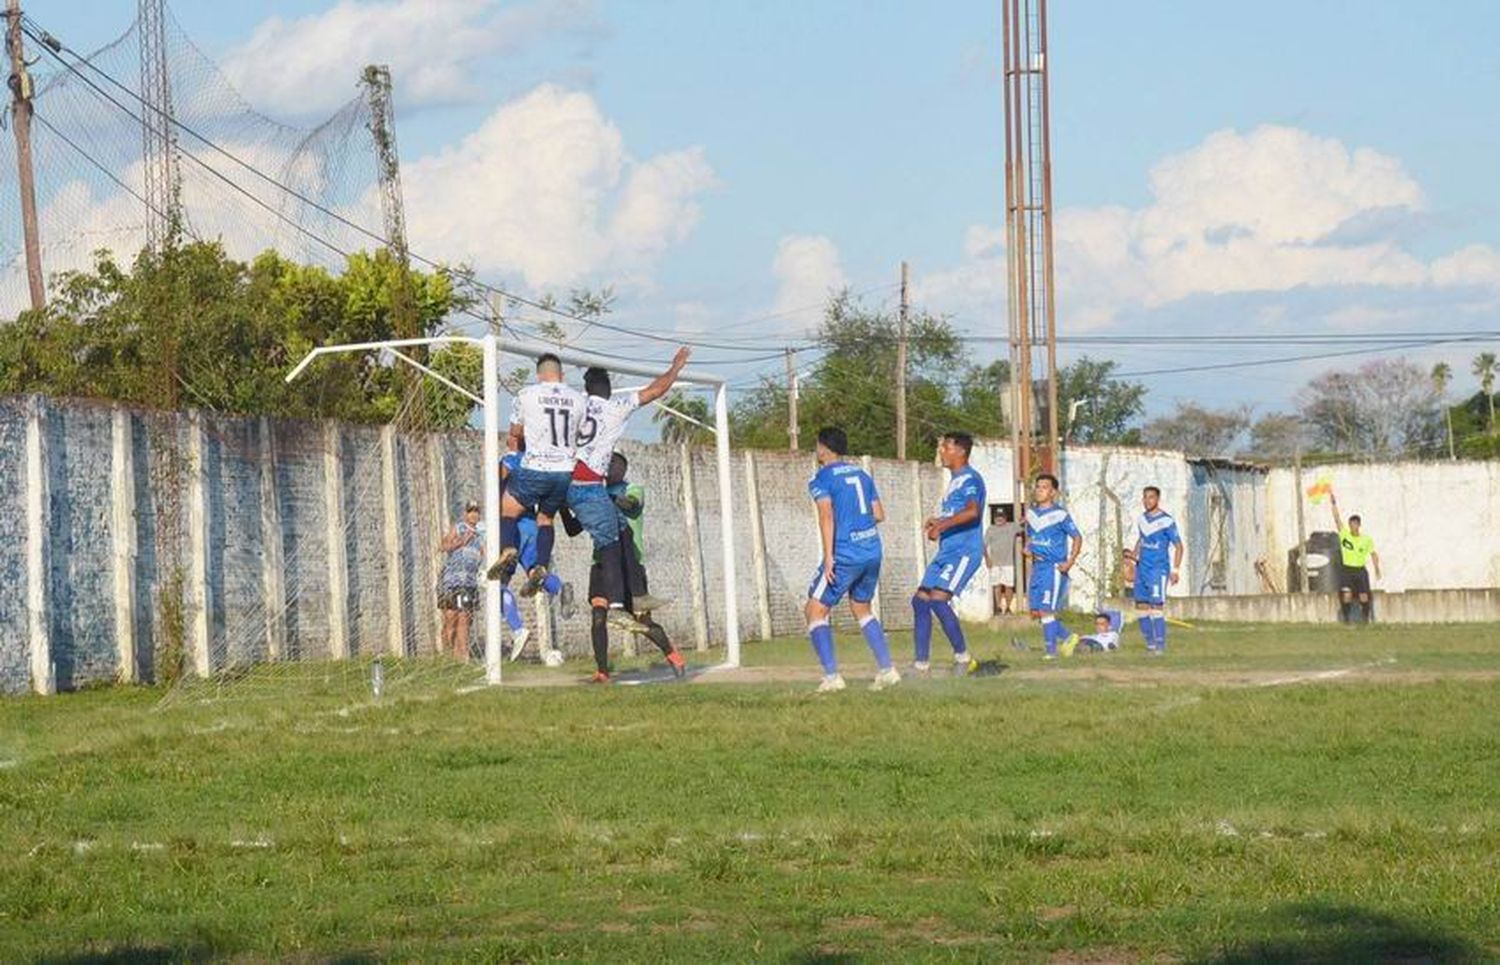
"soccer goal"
280,331,742,686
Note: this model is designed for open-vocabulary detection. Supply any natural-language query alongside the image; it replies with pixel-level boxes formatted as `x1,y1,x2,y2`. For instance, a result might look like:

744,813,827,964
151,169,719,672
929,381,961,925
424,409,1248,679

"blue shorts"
1134,567,1169,606
809,558,882,607
920,545,981,597
567,482,620,548
1028,562,1069,613
508,466,572,517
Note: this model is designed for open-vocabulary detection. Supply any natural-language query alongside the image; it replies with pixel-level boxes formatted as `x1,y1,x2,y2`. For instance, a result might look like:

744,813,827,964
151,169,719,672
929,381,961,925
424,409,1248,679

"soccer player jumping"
1025,473,1082,660
1131,485,1183,654
488,354,586,597
911,431,986,677
805,427,899,693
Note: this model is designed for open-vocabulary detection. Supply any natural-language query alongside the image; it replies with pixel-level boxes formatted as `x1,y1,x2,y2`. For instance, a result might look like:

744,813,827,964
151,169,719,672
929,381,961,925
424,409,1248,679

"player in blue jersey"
1025,473,1083,660
498,450,569,660
911,431,986,677
1131,485,1183,654
805,427,899,693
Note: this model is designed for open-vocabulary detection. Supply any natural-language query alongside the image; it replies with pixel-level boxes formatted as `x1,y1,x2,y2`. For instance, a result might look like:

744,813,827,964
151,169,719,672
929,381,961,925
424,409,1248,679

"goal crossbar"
285,332,742,686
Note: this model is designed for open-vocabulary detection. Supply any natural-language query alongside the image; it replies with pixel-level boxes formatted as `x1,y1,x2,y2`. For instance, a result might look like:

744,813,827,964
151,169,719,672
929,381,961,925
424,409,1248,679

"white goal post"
286,332,741,685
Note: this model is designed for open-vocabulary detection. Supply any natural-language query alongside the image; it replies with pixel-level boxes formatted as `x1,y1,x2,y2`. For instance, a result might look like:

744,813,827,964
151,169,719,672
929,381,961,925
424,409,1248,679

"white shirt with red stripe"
572,391,640,482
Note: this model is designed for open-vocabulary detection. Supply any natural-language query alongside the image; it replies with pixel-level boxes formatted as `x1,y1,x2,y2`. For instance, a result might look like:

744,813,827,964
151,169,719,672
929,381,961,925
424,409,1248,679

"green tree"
653,389,714,445
1473,352,1497,428
1055,356,1146,445
731,290,1008,459
1432,362,1456,459
1140,402,1250,456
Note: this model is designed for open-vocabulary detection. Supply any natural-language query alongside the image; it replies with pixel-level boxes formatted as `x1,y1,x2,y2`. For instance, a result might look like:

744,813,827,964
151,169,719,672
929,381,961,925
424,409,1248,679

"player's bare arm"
506,422,524,452
816,498,836,586
1171,540,1184,585
1329,491,1343,532
1059,533,1083,573
927,499,979,540
872,499,886,524
638,346,693,405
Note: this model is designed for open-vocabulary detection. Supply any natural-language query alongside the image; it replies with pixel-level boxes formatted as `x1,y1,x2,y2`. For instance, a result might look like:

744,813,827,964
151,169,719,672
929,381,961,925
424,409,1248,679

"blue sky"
25,0,1500,414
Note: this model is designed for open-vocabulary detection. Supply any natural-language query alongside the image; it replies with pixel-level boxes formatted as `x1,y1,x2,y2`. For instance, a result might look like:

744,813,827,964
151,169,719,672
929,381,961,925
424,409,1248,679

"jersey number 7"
844,476,869,514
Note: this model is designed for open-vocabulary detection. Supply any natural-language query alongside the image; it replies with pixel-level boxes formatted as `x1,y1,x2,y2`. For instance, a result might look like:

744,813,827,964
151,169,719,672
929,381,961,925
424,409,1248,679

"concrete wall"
1172,589,1500,625
0,396,946,694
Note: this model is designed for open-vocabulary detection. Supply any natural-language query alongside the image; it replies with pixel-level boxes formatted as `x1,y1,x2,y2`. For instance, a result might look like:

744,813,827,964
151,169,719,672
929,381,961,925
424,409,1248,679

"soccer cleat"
633,593,672,614
518,564,549,598
869,668,902,691
1042,653,1057,662
952,655,978,677
508,627,531,662
559,583,577,620
816,674,847,693
590,670,611,684
665,649,687,678
909,661,932,678
607,608,653,635
485,547,518,582
1060,633,1079,658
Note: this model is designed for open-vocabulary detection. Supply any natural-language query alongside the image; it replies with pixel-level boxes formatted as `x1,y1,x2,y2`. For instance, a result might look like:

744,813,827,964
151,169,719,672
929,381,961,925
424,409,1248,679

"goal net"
160,332,739,707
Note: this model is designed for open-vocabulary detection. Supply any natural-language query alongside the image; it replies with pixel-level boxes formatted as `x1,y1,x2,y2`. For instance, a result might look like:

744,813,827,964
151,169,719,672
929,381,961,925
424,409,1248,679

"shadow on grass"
1202,901,1479,963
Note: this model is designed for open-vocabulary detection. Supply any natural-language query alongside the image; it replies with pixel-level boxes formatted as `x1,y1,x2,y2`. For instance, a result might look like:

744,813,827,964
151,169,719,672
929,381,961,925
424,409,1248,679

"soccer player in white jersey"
1131,485,1183,653
489,353,586,597
570,347,691,682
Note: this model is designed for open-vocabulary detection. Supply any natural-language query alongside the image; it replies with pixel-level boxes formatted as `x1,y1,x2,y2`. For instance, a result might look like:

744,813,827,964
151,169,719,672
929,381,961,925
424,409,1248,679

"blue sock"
860,616,893,670
931,599,967,657
501,517,521,554
1138,614,1154,650
1154,616,1168,651
502,589,523,631
809,621,837,675
536,525,556,568
911,596,933,663
543,573,563,596
1042,617,1059,655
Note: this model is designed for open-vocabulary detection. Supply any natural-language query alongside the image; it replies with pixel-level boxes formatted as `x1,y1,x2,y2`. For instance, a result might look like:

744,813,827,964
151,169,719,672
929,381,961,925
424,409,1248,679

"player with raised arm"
488,354,586,598
1329,489,1380,623
497,450,571,661
1132,485,1183,654
1026,473,1083,660
911,432,986,677
571,348,691,683
804,427,899,693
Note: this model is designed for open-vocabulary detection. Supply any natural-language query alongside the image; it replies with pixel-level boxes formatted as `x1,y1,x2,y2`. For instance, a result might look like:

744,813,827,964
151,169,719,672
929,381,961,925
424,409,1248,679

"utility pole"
361,64,416,341
7,0,44,310
785,347,799,451
138,0,179,249
896,261,909,461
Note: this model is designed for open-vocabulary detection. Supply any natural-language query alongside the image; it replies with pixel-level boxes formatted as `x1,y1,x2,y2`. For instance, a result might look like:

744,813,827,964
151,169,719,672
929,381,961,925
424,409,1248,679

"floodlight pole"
714,384,741,667
481,332,503,685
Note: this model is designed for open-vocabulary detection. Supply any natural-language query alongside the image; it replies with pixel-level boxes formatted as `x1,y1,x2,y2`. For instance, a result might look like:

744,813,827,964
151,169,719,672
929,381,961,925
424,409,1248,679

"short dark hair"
536,352,562,373
1143,485,1161,497
584,366,612,398
464,501,480,513
943,431,974,456
817,426,848,455
1037,472,1059,488
610,451,628,474
1349,514,1361,524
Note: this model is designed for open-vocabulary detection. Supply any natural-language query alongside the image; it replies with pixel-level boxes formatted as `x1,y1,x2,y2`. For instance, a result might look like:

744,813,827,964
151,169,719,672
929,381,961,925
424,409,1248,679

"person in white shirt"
488,353,586,597
1078,613,1120,653
569,348,691,682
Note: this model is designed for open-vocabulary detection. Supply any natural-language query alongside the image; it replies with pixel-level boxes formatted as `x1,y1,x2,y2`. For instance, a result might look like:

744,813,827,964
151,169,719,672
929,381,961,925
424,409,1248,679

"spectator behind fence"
984,505,1020,615
439,501,484,659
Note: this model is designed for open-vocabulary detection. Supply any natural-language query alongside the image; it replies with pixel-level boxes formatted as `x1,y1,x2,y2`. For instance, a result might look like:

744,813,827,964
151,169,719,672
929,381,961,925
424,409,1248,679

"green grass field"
2,621,1498,962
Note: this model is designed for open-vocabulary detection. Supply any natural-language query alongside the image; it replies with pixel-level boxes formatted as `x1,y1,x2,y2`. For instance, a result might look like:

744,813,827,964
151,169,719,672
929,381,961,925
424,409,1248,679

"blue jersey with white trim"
809,462,882,564
1135,510,1181,571
1026,503,1081,565
937,466,986,556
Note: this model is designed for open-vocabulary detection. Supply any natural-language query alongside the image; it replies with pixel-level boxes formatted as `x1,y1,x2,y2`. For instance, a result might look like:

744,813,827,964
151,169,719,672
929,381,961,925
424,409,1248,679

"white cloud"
923,124,1500,330
400,84,715,288
222,0,603,115
769,235,846,333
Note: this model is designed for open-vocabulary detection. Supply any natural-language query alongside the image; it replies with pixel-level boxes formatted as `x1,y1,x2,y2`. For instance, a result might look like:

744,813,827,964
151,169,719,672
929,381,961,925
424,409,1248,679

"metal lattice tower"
138,0,179,248
361,64,418,341
1002,0,1060,502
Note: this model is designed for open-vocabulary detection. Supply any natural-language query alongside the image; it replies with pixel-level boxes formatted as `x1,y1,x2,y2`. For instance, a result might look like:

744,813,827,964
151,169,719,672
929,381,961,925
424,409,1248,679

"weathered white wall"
1264,461,1500,593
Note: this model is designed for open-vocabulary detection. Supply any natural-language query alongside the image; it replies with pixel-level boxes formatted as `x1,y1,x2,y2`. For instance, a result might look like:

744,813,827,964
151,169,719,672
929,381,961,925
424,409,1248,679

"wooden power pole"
785,347,799,451
7,0,44,310
896,261,909,461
